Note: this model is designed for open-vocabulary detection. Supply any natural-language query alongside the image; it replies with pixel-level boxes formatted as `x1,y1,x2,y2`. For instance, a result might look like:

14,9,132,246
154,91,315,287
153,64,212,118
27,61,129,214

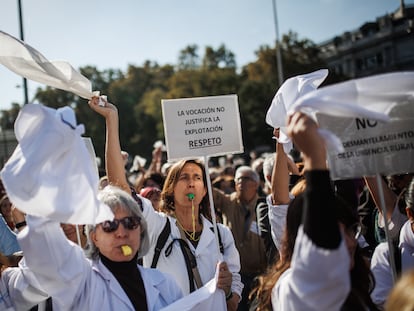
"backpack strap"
130,187,143,211
151,218,171,268
151,217,224,292
176,223,203,291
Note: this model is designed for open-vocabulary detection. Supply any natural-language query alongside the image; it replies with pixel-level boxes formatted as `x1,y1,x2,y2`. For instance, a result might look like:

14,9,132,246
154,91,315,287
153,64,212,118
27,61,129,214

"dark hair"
250,194,304,310
250,192,378,311
143,172,164,189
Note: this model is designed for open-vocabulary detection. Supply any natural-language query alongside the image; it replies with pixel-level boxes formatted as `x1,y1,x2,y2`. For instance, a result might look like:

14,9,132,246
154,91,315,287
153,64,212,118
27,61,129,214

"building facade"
318,2,414,78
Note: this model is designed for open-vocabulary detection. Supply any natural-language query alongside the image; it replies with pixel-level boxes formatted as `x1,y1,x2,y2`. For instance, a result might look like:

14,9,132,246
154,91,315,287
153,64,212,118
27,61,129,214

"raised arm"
133,145,163,192
271,128,291,205
88,97,131,194
287,112,340,249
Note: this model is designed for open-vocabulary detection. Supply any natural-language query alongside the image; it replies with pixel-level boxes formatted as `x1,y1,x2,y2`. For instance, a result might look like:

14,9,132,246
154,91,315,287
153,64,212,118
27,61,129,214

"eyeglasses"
100,216,141,233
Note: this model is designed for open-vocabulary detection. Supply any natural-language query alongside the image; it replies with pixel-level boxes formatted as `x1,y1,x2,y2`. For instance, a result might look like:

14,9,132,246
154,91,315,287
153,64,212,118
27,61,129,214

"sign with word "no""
161,95,243,161
317,113,414,180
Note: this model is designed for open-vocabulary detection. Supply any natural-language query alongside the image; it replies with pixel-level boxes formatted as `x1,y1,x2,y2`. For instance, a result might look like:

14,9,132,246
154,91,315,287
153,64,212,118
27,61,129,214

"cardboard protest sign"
317,114,414,180
161,95,243,161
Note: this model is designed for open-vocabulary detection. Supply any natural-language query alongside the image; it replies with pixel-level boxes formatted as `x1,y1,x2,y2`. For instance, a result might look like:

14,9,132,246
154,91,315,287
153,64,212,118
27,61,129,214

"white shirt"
371,220,414,307
266,193,291,252
3,215,183,311
140,197,243,297
271,227,350,311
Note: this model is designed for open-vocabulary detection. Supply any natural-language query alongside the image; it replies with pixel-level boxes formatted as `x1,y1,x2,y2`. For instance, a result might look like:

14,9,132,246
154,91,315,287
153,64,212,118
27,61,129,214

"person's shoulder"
371,242,390,265
216,222,231,233
374,242,390,254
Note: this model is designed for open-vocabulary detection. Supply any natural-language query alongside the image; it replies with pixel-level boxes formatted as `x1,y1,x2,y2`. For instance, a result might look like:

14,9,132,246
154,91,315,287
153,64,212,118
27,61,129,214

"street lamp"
272,0,284,87
17,0,29,105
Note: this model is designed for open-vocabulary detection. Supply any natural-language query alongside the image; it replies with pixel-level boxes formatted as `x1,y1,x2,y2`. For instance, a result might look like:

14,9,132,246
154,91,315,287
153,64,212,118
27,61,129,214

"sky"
0,0,410,111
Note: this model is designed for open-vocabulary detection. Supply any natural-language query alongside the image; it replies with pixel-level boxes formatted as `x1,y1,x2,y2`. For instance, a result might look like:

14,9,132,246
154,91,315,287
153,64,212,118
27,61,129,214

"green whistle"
187,193,195,200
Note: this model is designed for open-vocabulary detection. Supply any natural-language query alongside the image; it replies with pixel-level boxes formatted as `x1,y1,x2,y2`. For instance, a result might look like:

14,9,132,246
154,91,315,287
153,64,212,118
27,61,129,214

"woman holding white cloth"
3,185,183,310
88,96,242,311
251,112,379,311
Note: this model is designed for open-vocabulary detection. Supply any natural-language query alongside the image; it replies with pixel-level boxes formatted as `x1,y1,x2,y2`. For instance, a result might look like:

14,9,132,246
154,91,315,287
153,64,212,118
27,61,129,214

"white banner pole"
375,174,398,283
75,225,82,248
203,155,222,259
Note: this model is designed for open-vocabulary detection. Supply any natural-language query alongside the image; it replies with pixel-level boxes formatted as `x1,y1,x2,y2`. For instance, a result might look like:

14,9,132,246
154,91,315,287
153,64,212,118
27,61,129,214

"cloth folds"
160,264,226,311
0,30,97,99
0,104,113,224
266,70,414,154
265,69,329,153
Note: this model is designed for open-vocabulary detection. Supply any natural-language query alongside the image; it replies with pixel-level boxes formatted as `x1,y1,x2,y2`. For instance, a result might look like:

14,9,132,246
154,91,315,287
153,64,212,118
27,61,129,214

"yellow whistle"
121,245,132,256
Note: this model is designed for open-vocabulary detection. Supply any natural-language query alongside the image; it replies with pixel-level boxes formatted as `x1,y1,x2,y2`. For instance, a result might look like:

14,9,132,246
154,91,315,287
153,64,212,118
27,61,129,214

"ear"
90,230,98,245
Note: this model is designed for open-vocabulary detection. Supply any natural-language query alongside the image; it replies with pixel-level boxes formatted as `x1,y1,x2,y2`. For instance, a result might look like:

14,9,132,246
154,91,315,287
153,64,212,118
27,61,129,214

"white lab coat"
371,220,414,307
271,227,350,311
266,194,289,252
140,197,243,297
5,215,183,311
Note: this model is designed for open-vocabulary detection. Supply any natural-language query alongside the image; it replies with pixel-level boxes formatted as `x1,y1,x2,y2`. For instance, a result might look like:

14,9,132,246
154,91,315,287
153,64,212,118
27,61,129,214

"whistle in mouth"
121,245,132,256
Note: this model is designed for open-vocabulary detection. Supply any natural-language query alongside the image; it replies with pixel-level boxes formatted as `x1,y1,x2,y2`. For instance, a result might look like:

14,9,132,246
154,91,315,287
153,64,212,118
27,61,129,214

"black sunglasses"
100,216,141,233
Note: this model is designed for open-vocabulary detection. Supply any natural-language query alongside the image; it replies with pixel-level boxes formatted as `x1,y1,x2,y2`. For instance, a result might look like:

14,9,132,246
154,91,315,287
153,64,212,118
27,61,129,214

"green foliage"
1,32,331,166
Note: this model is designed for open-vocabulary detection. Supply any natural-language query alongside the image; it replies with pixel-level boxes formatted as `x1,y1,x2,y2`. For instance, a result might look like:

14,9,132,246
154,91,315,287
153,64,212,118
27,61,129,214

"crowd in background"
0,99,413,311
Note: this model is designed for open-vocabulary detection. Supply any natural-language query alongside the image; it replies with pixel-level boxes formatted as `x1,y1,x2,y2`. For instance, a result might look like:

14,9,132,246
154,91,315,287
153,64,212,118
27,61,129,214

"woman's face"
91,208,141,262
173,163,207,210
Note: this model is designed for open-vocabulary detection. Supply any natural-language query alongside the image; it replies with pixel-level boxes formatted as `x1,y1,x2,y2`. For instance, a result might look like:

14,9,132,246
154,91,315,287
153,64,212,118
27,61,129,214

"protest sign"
161,95,243,161
317,114,414,180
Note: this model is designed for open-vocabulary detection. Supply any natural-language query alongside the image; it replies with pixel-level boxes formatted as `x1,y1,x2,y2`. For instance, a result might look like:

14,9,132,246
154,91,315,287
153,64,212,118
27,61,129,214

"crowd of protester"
0,94,413,311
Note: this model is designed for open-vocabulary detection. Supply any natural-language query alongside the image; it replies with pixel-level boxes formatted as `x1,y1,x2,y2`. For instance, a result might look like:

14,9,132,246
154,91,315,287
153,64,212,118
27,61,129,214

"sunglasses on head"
100,216,141,233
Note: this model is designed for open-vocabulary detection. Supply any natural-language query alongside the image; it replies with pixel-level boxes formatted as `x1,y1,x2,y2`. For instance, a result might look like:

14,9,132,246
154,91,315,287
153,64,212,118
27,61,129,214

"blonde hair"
385,269,414,311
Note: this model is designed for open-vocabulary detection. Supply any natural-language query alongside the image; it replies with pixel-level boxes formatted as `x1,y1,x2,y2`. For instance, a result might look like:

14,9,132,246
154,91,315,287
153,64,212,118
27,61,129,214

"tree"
0,31,344,169
178,45,200,70
0,103,21,130
237,31,328,155
202,44,236,69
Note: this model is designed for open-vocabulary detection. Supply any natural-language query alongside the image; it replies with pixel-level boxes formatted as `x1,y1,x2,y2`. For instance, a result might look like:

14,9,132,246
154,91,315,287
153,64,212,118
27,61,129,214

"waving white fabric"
0,104,113,225
291,72,412,120
291,72,414,152
265,69,329,153
160,265,226,311
0,30,97,99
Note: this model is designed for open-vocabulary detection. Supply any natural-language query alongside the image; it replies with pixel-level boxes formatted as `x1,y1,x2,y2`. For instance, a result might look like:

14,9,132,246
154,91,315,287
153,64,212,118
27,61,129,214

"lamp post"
272,0,284,87
17,0,29,105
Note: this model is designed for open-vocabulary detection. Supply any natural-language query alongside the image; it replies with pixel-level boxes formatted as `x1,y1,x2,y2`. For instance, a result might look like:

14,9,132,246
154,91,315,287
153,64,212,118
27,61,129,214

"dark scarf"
100,253,148,311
